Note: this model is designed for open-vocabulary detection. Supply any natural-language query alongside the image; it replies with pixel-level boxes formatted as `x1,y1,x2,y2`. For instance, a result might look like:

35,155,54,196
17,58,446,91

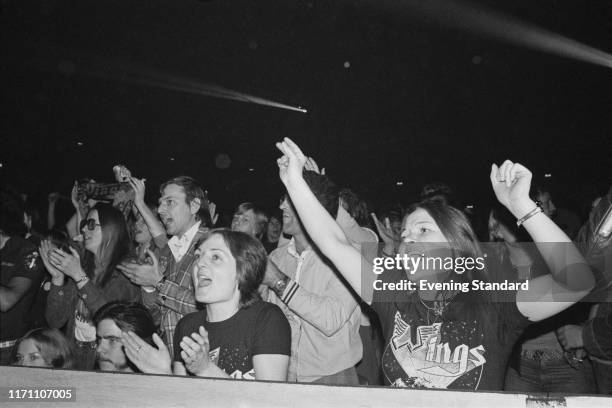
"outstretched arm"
490,160,594,321
276,138,374,303
128,177,167,239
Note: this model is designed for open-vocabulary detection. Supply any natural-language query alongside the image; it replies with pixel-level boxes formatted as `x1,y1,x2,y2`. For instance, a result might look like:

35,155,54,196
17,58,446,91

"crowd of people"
1,138,611,395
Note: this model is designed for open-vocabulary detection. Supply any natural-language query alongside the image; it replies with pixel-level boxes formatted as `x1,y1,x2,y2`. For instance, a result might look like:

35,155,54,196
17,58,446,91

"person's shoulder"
9,235,37,255
245,300,286,321
269,244,290,261
178,309,206,328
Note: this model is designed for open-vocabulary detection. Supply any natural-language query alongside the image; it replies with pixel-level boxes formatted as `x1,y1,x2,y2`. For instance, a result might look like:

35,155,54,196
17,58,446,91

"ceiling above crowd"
2,0,611,212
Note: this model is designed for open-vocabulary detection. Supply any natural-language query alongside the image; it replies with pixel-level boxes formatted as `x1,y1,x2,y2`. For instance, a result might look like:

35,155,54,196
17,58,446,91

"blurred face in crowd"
96,319,131,372
231,209,257,236
82,210,103,254
158,184,199,237
192,234,240,306
391,219,402,237
279,196,303,237
267,216,282,242
14,339,49,368
536,191,556,217
133,212,152,244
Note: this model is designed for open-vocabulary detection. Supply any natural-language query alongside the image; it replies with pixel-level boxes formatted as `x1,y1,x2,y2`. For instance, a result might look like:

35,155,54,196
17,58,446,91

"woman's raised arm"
490,160,595,321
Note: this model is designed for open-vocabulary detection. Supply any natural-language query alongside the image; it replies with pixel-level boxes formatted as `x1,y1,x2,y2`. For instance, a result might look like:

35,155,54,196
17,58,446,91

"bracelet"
516,206,543,227
74,272,89,285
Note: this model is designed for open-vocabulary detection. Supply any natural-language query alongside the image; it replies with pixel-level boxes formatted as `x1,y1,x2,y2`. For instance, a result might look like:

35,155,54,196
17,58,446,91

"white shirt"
168,221,201,262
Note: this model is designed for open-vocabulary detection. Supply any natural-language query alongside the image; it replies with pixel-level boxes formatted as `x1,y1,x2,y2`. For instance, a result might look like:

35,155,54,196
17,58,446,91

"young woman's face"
14,339,50,367
82,209,103,254
192,234,240,305
401,208,448,244
399,208,450,282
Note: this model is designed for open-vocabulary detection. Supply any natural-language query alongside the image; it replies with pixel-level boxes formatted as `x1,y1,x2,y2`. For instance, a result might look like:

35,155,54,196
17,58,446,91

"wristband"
516,206,543,227
74,272,89,285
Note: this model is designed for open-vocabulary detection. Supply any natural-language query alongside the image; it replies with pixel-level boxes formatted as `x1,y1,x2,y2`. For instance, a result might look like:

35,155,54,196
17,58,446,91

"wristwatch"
273,277,289,297
155,276,167,292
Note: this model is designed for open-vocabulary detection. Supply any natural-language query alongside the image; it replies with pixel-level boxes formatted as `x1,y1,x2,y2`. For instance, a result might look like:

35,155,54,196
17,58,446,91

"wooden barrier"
0,366,610,408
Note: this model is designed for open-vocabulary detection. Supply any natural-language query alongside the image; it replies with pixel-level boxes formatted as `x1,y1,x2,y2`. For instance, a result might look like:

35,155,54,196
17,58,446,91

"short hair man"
118,176,210,356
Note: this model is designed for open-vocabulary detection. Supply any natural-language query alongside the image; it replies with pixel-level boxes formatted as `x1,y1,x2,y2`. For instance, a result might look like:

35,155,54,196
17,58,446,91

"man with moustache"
94,302,155,372
118,176,210,355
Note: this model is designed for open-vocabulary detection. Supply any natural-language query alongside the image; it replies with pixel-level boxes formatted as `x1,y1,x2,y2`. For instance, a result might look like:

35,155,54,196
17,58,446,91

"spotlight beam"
375,0,612,69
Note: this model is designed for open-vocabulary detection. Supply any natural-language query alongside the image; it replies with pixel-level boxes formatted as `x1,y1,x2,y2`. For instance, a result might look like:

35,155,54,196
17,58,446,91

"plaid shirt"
142,226,209,356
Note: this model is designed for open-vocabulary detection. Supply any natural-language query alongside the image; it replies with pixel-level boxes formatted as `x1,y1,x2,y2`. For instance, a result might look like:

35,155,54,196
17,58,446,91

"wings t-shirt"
372,269,530,391
173,300,291,379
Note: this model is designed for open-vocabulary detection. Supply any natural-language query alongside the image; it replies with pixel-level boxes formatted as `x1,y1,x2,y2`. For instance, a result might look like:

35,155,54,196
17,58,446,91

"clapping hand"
117,249,162,287
39,240,66,285
122,331,172,375
180,326,212,376
46,245,84,282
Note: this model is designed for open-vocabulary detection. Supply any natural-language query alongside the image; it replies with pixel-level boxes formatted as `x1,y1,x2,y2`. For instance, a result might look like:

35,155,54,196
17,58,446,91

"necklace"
418,292,458,324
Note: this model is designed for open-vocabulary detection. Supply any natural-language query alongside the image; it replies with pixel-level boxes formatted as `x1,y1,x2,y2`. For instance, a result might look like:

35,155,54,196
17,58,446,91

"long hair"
11,328,75,368
82,203,132,287
405,199,487,284
405,200,496,322
93,302,156,346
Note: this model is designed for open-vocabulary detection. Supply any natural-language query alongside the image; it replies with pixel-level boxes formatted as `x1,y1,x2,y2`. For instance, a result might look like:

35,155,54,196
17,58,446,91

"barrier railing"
0,365,609,408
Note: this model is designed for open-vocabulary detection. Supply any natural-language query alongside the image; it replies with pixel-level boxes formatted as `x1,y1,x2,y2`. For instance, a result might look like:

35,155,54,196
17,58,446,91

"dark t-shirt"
372,269,529,391
173,300,291,379
1,236,45,341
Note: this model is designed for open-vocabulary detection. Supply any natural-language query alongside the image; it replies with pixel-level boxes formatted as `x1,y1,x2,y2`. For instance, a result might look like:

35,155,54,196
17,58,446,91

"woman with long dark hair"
274,138,594,391
39,203,141,370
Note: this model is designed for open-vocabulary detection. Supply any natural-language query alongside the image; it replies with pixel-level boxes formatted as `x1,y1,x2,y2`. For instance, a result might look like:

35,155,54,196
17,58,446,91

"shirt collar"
287,237,311,259
168,221,201,260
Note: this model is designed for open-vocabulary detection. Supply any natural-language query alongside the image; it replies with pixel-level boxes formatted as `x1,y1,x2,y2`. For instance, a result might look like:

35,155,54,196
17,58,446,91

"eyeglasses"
80,218,101,231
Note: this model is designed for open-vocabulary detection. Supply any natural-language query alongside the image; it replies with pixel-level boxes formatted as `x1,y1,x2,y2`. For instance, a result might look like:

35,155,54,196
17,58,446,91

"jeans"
505,351,596,394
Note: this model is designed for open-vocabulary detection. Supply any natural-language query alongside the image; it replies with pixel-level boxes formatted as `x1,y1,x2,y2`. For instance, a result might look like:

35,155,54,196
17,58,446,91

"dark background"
2,0,611,222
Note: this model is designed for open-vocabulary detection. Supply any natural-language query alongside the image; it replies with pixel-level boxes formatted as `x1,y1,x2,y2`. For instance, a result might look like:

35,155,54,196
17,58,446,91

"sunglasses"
80,218,101,231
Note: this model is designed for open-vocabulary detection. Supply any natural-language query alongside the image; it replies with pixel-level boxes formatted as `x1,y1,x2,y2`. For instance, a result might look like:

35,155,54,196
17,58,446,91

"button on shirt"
168,221,201,262
268,238,362,382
